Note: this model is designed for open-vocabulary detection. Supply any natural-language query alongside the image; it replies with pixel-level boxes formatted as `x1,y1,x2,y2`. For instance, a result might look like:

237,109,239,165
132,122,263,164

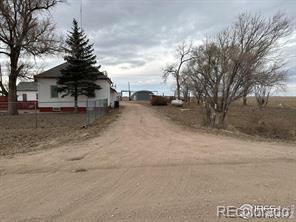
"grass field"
0,109,120,156
149,97,296,142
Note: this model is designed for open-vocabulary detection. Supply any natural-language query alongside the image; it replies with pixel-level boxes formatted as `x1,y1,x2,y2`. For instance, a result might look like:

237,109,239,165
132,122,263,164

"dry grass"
0,108,122,156
149,97,296,142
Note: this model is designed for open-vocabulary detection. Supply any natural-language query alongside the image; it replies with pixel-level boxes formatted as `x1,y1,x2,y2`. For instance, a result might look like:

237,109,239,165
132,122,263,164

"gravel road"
0,102,296,221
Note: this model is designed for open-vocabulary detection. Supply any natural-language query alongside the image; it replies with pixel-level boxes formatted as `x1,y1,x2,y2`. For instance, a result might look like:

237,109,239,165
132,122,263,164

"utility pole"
128,82,131,101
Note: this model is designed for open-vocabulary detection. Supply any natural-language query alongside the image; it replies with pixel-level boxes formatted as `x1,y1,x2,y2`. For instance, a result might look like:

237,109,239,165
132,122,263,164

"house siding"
17,91,37,101
37,78,111,110
110,90,118,105
95,80,111,106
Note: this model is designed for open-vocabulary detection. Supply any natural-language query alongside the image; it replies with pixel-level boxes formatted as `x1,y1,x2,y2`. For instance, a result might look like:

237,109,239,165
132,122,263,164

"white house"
17,82,38,101
34,63,118,112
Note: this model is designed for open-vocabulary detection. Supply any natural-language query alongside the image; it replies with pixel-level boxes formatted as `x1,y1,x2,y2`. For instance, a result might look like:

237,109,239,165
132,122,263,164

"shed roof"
17,82,37,91
131,90,154,95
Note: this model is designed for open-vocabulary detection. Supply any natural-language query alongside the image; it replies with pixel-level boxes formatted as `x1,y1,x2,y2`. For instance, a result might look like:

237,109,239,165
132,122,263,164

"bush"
150,95,168,106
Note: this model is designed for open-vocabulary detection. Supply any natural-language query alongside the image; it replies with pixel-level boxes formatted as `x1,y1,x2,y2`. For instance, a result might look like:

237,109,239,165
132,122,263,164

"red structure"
0,96,7,102
39,107,86,112
0,96,37,111
0,96,7,110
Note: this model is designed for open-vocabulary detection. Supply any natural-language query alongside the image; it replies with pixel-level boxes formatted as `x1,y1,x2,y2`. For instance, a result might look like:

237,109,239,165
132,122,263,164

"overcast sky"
2,0,296,95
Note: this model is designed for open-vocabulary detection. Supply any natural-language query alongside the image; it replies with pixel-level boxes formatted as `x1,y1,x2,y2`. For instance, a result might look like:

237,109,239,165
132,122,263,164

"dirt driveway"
1,102,296,221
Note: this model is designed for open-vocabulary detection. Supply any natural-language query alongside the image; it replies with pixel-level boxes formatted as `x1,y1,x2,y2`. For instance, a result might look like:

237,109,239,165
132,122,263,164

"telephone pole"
128,82,131,101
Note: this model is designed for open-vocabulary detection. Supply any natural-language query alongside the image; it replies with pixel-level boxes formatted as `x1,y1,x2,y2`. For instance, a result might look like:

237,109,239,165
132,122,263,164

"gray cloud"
1,0,295,95
53,0,296,65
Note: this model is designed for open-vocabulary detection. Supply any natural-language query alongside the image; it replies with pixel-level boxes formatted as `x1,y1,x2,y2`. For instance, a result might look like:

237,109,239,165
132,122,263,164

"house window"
22,94,27,101
51,85,58,98
88,88,95,98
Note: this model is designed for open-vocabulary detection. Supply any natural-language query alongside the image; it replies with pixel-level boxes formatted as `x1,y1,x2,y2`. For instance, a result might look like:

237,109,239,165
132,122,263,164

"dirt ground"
0,110,120,155
1,102,296,221
149,97,296,141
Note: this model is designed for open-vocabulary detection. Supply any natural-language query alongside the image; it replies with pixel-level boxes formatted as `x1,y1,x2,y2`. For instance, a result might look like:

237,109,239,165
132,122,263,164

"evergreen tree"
57,19,102,111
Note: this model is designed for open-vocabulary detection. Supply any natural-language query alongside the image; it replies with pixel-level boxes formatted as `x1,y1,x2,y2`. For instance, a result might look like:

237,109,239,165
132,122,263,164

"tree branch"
0,50,10,56
0,80,8,96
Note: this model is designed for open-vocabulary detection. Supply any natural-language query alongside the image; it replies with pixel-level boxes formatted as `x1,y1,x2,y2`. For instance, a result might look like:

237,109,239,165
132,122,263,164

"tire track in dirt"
1,102,296,222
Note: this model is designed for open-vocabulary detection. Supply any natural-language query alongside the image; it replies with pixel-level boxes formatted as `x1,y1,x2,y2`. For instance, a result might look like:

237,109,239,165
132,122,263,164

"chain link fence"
86,99,108,126
0,99,108,129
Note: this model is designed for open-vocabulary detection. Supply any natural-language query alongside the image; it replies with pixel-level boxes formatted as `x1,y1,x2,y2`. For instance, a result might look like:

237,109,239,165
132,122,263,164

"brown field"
0,112,86,129
148,97,296,142
0,109,121,156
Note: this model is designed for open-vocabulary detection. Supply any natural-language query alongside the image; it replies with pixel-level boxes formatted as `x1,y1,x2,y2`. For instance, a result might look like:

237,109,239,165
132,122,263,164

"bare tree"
163,41,192,100
191,87,203,104
189,42,232,128
180,69,191,103
183,64,204,104
186,12,291,128
236,13,290,106
255,64,287,109
0,82,8,96
0,64,8,95
0,0,62,115
180,64,204,103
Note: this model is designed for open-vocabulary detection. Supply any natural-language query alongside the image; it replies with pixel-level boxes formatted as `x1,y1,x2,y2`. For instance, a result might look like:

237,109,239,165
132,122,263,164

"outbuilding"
131,90,154,101
17,82,38,101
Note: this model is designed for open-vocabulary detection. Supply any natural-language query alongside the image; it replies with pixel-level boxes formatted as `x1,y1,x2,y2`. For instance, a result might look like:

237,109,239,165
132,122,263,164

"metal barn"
131,90,154,101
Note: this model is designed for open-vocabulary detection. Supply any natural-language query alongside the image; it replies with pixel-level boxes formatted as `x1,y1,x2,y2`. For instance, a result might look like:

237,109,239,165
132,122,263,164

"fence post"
35,101,38,128
95,100,100,119
85,99,88,127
